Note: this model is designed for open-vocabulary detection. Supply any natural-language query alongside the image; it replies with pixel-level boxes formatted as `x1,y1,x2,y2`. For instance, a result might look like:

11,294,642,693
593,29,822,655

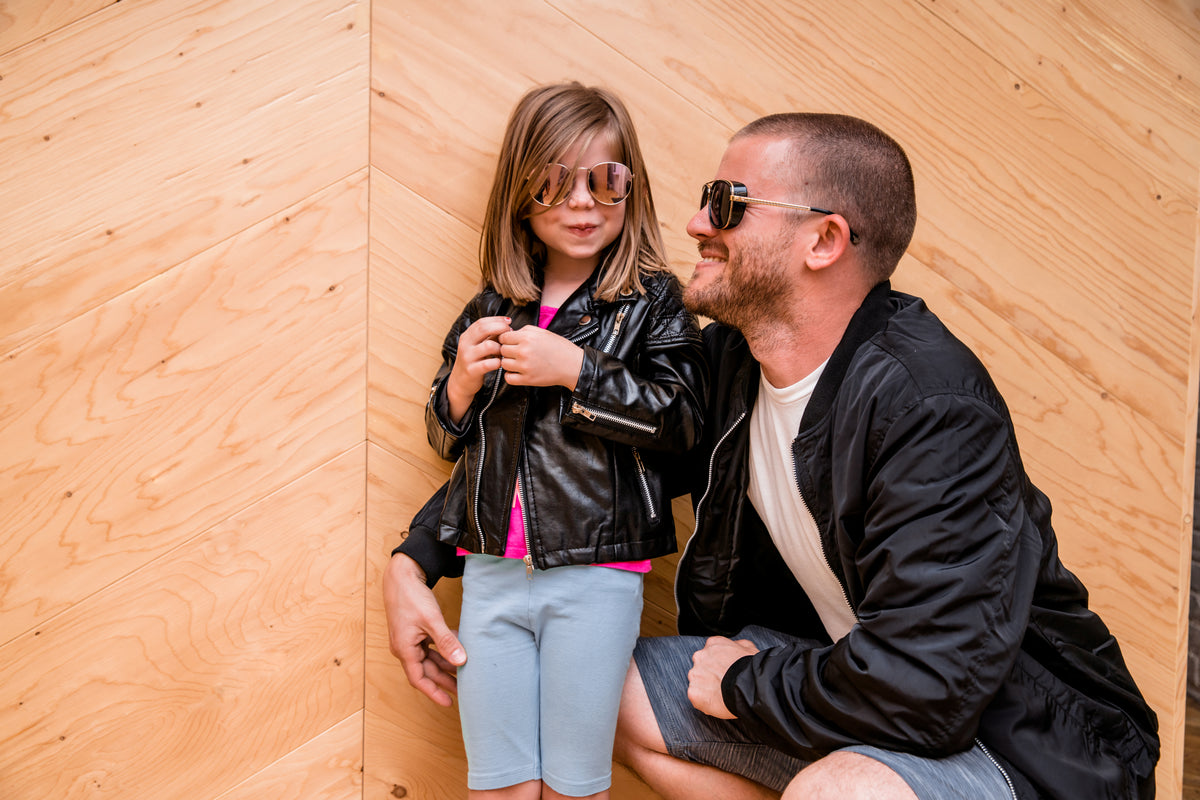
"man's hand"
687,636,759,719
498,326,584,390
382,553,466,707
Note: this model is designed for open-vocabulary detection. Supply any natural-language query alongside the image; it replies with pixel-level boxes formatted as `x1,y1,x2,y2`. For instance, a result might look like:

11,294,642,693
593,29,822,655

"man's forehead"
717,135,798,189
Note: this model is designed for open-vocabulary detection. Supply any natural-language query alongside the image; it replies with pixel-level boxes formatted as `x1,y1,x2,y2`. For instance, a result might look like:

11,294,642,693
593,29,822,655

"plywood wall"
1,1,1196,798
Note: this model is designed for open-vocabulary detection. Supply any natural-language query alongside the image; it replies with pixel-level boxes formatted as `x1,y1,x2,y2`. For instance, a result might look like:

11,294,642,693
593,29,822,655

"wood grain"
0,447,366,800
0,0,369,353
0,0,113,54
215,713,364,800
0,173,368,644
365,444,466,796
369,0,730,276
555,0,1195,428
2,0,1194,796
916,0,1200,197
367,168,483,473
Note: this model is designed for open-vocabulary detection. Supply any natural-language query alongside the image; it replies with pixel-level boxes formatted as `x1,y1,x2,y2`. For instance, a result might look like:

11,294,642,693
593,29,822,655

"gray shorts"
632,626,1022,799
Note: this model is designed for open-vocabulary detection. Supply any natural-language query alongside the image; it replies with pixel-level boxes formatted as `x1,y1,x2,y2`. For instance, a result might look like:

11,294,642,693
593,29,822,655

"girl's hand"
446,316,512,422
499,326,585,390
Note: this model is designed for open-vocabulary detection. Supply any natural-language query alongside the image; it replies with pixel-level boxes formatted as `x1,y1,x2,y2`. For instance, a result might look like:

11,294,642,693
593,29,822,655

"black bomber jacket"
678,282,1158,800
423,267,706,570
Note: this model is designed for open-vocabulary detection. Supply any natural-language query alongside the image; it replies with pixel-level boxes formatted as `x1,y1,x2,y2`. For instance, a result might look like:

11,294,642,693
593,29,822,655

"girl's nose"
566,171,594,208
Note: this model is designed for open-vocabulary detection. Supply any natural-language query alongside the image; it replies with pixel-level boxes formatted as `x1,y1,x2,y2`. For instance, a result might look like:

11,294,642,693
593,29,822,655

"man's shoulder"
853,298,1002,408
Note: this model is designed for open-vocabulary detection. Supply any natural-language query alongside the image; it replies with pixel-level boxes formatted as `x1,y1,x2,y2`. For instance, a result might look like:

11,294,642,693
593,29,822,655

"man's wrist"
391,551,427,585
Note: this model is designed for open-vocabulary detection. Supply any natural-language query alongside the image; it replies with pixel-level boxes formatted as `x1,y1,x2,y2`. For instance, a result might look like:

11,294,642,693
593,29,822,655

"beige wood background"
1,1,1196,798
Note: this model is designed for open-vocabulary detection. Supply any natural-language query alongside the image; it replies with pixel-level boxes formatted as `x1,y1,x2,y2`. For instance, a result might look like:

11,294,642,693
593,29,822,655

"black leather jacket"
678,282,1158,800
425,268,706,569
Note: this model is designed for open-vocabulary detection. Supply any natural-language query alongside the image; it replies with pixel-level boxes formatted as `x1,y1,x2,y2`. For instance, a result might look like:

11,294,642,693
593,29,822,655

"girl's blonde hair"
480,82,669,304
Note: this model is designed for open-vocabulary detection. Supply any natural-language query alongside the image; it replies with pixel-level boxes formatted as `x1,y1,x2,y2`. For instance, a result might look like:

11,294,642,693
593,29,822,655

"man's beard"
683,232,793,332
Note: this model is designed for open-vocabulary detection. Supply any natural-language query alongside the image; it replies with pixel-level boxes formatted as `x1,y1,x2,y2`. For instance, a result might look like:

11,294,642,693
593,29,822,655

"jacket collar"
800,280,895,435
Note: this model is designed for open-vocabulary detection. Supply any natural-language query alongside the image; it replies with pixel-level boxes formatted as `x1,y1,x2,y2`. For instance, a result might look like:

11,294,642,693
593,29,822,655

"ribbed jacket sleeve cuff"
391,528,464,588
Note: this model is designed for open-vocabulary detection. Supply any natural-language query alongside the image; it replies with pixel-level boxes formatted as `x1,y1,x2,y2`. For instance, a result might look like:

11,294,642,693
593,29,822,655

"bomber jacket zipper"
974,740,1017,800
677,410,749,603
792,448,857,624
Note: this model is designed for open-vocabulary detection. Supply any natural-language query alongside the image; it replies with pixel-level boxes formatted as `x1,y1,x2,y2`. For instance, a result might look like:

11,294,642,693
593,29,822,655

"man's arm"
382,552,466,707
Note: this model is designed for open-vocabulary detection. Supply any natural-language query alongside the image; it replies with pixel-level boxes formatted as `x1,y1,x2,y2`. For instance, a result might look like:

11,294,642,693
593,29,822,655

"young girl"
425,82,706,799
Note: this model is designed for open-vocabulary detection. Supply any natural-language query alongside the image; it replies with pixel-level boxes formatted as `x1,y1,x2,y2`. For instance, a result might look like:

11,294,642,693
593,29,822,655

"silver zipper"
974,739,1017,800
676,410,748,601
601,305,630,352
570,401,657,434
793,448,856,623
471,370,504,552
516,470,534,577
631,447,658,521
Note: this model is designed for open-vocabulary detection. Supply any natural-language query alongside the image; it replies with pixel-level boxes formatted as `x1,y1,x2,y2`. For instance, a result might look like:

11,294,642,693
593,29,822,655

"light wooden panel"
369,0,730,276
0,448,365,799
0,0,111,52
364,443,465,800
0,0,369,354
367,168,482,474
0,173,368,645
215,713,364,800
916,0,1200,198
4,0,1194,798
564,0,1194,431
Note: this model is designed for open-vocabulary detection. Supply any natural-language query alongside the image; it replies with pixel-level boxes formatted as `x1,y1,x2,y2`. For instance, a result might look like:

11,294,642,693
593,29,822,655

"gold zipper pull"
524,553,534,578
571,401,597,421
612,308,626,337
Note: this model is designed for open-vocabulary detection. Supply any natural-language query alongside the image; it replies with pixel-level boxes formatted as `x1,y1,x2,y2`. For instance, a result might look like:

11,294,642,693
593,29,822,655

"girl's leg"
534,565,644,798
469,781,543,800
458,556,543,793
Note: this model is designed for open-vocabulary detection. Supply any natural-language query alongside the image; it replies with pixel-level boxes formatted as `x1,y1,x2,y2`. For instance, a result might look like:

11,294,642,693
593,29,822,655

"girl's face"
527,134,627,279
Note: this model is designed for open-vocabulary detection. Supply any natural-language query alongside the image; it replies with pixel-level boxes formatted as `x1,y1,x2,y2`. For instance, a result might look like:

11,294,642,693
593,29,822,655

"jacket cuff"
720,654,755,716
392,528,464,588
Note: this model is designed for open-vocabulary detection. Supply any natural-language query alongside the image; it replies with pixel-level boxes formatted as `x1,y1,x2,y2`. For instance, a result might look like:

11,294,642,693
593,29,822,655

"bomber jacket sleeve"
561,278,708,453
719,390,1039,759
391,480,464,588
425,294,488,461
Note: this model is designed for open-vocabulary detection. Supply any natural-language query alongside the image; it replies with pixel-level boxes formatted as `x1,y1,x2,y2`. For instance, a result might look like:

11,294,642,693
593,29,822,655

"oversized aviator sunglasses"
700,179,860,245
529,162,634,207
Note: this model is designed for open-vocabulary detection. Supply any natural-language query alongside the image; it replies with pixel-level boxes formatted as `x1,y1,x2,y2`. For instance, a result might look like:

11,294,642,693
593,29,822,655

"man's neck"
743,289,862,388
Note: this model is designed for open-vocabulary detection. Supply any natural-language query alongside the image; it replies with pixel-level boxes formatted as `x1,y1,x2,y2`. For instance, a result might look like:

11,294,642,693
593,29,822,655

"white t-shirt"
747,363,856,642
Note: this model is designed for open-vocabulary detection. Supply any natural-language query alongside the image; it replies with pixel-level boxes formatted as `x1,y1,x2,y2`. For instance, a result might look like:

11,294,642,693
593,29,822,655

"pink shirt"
460,305,651,574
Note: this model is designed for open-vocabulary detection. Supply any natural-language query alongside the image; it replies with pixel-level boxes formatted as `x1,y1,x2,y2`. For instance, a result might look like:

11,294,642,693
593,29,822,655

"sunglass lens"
704,181,731,228
531,164,571,206
589,163,633,204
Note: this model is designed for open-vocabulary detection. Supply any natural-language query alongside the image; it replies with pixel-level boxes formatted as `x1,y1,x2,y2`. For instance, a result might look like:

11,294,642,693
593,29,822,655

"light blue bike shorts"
457,555,644,796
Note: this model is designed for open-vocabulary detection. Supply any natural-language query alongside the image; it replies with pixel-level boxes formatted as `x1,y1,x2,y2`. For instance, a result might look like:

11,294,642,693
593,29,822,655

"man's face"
682,136,805,330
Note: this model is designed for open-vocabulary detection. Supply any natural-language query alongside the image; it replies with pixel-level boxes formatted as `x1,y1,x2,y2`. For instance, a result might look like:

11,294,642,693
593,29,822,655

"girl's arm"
563,282,708,453
425,297,508,461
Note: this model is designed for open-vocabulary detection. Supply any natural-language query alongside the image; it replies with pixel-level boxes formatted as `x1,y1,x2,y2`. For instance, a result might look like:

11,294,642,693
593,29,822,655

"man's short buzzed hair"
734,113,917,282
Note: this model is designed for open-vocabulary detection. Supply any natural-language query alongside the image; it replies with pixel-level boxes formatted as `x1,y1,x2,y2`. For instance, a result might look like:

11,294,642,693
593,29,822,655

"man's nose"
686,205,715,240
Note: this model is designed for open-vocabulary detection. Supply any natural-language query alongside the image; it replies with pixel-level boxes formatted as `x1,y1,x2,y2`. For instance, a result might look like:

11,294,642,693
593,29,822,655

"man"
385,113,1159,799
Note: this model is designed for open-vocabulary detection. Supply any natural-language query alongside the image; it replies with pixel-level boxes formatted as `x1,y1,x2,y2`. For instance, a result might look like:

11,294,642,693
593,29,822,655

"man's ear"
807,214,853,271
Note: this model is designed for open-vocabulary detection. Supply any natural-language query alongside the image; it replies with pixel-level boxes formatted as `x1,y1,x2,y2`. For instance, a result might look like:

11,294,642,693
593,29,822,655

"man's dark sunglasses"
700,179,860,245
